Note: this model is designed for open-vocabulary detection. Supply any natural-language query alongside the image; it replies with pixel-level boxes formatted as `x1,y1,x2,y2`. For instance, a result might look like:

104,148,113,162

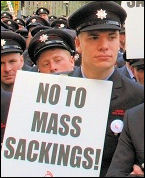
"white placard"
1,70,113,177
121,1,144,59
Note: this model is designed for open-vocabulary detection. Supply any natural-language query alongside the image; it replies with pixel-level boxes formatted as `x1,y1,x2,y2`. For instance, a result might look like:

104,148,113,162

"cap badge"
1,39,6,47
110,119,124,135
96,9,107,19
17,20,20,23
39,34,48,42
60,24,65,28
8,21,11,25
32,19,36,23
4,13,6,16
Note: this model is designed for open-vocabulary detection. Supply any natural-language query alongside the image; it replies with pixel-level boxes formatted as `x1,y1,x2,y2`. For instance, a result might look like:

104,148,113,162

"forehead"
79,29,119,36
1,53,21,60
40,13,48,16
87,29,119,35
38,48,70,58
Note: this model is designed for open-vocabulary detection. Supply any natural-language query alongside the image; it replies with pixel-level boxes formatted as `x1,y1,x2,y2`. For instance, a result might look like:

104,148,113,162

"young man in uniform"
1,31,26,92
1,12,13,22
130,59,144,85
1,31,26,144
28,29,76,74
36,7,50,22
62,1,144,176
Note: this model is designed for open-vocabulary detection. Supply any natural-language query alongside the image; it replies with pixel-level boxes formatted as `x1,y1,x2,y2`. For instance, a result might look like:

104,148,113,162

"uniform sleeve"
106,111,135,177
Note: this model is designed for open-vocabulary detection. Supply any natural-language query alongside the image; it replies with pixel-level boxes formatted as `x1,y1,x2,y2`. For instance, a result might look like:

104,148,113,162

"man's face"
39,14,49,21
75,30,120,73
119,33,126,52
37,48,74,73
18,24,24,30
1,53,24,85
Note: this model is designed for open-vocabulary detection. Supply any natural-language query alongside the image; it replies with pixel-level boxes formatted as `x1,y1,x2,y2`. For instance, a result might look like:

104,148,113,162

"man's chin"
2,80,14,86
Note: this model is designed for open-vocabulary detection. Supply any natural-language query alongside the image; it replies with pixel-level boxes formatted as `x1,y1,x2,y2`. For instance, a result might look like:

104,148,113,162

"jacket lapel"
108,69,122,101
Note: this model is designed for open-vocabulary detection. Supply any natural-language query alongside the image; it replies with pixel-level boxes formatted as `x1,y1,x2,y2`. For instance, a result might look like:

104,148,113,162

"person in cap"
1,12,13,22
16,28,28,39
36,7,50,21
49,15,57,24
117,57,136,82
25,15,50,32
14,18,25,30
30,26,52,37
24,16,51,67
59,1,144,176
130,59,144,85
3,19,19,32
51,19,68,29
1,21,10,31
15,28,33,67
117,52,144,83
57,16,68,22
28,29,76,74
15,28,34,69
106,103,144,177
1,31,26,92
25,15,50,46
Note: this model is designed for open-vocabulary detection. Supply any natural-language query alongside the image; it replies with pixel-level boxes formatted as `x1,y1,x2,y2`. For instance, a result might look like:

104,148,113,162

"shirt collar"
81,67,115,80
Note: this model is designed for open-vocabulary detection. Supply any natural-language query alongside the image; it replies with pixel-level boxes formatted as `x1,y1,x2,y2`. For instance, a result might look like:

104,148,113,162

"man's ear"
75,36,82,54
20,54,24,68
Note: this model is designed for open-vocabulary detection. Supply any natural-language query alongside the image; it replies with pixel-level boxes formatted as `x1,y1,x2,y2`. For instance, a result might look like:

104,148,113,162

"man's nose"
50,62,57,73
98,38,109,51
3,63,12,72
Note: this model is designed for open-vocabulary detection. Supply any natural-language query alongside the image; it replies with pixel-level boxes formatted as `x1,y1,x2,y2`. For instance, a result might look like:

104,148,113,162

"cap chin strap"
1,45,22,50
76,20,121,32
35,40,75,58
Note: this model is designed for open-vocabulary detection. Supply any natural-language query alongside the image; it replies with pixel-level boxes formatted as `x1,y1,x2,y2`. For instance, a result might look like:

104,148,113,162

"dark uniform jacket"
60,67,144,177
1,88,12,144
117,65,132,80
106,103,144,177
116,51,125,68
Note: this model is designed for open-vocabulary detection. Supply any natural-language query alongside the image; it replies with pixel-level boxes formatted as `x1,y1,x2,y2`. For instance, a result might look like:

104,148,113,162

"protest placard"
121,1,144,59
1,70,113,177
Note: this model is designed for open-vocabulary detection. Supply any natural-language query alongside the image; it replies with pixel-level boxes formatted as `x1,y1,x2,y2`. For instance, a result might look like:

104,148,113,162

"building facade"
21,1,90,17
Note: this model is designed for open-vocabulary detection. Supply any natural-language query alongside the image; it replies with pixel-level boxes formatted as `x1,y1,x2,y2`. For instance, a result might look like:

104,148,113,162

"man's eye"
55,59,62,62
89,36,98,40
43,63,49,66
92,36,98,39
10,60,16,63
110,36,117,39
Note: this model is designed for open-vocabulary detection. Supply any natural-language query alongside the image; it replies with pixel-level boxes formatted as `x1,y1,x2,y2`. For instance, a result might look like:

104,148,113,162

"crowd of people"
1,1,144,177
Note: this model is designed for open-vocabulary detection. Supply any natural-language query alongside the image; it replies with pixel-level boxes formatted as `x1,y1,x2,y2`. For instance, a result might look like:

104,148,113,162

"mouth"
96,55,112,58
4,75,15,80
94,55,112,61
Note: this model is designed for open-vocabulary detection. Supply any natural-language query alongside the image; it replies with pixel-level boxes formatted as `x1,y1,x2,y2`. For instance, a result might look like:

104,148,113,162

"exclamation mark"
94,149,101,170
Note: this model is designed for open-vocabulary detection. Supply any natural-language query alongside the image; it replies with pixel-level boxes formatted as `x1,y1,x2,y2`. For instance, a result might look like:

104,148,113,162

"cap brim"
131,61,144,67
34,43,70,63
80,24,121,32
1,48,23,54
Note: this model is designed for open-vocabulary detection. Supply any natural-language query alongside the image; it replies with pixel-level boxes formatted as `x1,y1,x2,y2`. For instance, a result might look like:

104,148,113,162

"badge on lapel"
110,119,124,136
